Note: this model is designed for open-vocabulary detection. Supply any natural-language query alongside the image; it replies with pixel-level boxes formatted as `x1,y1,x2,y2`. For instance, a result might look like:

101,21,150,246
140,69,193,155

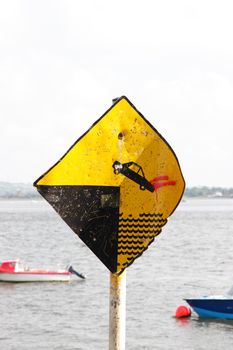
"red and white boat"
0,260,85,282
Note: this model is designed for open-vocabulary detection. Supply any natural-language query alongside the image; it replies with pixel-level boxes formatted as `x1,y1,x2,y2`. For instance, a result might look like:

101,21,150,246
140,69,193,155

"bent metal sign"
34,96,185,274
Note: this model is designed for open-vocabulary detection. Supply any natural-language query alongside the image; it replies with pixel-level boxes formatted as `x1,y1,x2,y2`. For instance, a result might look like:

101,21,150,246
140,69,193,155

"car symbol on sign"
112,161,155,193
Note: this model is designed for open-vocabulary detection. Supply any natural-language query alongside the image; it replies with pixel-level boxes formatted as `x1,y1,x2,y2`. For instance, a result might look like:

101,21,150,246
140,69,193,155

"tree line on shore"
0,182,233,199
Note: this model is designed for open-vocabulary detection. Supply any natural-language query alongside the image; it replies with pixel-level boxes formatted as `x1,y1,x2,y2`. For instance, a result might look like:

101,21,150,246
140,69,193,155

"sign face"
34,96,185,274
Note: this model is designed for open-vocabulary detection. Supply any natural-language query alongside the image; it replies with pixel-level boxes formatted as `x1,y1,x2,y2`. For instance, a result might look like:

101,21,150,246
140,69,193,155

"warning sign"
34,96,185,274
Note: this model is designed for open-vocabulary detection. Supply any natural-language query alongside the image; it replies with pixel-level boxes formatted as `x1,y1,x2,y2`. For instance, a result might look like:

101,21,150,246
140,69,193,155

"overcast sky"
1,0,233,187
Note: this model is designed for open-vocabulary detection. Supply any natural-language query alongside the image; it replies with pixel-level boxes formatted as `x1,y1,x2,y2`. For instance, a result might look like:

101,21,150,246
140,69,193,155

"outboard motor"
68,265,86,279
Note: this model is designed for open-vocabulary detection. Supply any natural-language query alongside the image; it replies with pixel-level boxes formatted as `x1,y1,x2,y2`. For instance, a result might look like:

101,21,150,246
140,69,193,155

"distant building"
208,191,223,198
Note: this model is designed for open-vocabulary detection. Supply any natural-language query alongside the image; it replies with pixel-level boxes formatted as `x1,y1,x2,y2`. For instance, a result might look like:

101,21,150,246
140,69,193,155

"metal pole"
109,271,126,350
109,97,126,350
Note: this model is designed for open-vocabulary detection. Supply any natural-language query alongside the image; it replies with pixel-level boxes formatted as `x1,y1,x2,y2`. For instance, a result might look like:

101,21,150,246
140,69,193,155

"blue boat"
185,295,233,319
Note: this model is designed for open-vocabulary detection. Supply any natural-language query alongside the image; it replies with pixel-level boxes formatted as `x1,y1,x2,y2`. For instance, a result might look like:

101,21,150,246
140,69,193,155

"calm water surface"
0,198,233,349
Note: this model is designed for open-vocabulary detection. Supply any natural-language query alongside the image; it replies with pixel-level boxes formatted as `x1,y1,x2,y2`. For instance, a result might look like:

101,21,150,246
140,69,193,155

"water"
0,198,233,349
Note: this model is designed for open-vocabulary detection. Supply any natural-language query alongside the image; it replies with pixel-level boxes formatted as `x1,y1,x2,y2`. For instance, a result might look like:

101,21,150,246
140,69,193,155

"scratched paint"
34,96,185,274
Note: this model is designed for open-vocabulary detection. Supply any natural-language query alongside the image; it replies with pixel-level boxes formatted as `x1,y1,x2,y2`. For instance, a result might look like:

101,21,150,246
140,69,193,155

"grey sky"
1,0,233,186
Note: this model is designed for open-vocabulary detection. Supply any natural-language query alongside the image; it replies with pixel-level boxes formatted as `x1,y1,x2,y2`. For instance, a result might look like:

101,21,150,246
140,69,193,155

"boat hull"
185,298,233,319
0,272,71,282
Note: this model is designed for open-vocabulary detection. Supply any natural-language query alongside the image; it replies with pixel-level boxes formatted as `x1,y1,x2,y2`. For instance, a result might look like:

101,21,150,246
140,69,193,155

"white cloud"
1,1,233,186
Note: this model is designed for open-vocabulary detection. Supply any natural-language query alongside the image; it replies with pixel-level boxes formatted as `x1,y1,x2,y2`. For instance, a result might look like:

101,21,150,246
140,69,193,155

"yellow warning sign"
34,96,185,274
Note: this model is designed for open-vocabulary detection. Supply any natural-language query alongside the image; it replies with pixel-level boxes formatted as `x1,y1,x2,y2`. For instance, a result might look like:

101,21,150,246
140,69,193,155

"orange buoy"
175,305,191,318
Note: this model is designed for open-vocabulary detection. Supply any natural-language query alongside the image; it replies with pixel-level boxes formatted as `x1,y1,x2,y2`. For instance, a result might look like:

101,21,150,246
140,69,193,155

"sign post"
109,98,126,350
109,271,126,350
34,96,185,348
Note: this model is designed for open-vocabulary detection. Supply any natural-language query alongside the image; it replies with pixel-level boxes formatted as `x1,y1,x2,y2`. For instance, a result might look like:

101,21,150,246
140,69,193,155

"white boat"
0,260,85,282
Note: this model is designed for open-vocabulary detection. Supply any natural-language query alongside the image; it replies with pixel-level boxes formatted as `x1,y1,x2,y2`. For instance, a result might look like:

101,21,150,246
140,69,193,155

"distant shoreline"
1,197,233,201
0,182,233,199
0,197,42,201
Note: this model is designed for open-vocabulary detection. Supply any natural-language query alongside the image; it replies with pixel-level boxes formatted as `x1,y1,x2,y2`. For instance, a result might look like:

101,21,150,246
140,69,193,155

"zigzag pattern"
119,221,165,228
120,213,162,217
118,232,161,255
138,213,163,217
117,212,167,270
118,233,160,241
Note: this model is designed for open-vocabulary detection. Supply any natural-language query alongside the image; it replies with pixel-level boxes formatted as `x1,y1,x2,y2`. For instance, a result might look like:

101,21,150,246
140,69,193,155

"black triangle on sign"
37,185,120,273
